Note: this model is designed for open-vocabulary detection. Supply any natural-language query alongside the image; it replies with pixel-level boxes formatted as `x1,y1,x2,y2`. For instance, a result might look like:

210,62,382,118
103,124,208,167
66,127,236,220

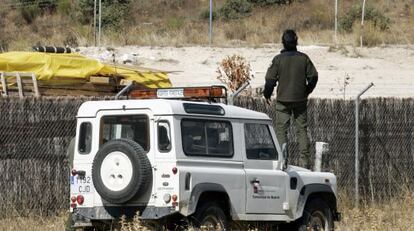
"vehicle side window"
158,121,171,152
101,115,149,151
78,122,92,154
181,119,233,157
244,123,277,160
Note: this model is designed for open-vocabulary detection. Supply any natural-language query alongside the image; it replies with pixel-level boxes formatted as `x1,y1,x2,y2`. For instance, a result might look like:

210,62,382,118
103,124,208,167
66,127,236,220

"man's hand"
264,97,271,105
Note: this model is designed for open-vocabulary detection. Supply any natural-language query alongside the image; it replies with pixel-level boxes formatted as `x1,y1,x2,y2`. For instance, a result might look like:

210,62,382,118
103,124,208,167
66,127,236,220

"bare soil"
80,45,414,99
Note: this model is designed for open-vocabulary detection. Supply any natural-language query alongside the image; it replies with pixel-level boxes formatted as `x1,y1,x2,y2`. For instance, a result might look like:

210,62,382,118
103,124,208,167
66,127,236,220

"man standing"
263,29,318,169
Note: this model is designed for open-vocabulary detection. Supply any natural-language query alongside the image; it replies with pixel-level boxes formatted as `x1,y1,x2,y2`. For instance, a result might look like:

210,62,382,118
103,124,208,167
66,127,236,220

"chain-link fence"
0,97,85,217
1,96,413,216
235,97,414,202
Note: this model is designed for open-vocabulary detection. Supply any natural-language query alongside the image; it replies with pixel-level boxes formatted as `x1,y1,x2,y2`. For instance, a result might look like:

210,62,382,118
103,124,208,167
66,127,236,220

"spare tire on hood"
92,139,152,204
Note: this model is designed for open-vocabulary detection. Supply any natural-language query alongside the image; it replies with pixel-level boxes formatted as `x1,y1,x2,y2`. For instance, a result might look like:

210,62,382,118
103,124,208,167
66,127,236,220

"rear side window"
158,121,171,152
244,123,277,160
181,119,233,157
78,122,92,154
101,115,149,151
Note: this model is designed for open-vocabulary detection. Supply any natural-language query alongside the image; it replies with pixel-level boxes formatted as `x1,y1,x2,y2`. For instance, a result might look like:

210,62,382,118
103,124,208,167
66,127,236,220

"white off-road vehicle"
69,86,341,230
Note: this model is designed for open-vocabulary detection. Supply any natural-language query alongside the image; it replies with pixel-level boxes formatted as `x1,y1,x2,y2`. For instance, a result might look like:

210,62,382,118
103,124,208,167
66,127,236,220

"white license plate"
70,175,93,194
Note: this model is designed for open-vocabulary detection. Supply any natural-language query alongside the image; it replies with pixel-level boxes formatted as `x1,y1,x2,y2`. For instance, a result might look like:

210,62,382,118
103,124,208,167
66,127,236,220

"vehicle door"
243,122,289,214
94,109,155,205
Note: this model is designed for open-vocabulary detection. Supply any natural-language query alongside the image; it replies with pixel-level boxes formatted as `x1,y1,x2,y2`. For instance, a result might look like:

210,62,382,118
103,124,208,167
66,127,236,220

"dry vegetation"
217,54,252,92
337,191,414,231
0,0,413,50
1,192,414,231
0,212,68,231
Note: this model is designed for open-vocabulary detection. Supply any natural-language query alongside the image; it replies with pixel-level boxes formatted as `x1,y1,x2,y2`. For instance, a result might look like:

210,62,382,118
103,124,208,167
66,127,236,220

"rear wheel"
191,202,228,231
296,198,333,231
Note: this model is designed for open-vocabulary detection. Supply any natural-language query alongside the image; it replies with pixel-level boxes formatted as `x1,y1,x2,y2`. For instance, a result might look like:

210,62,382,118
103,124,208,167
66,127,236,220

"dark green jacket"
264,49,318,102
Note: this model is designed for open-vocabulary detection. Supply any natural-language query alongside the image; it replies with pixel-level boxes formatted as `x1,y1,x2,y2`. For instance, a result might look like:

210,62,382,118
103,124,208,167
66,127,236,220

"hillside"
0,0,413,51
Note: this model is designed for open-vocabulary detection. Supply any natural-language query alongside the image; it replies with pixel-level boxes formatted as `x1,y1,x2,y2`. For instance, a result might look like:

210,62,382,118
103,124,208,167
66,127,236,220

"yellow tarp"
0,52,171,88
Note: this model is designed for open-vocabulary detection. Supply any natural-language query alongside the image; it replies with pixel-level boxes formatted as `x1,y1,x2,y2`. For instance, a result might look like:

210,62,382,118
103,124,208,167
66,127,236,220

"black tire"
191,202,229,231
296,198,334,231
92,139,151,204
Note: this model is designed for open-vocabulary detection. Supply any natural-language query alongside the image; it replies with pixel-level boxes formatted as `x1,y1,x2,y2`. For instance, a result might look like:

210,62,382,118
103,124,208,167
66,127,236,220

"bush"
76,0,130,29
217,55,252,92
101,2,130,29
219,0,252,20
340,5,391,32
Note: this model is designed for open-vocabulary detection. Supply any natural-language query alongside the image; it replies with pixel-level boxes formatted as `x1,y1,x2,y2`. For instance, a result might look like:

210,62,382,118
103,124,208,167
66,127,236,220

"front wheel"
191,202,229,231
296,198,334,231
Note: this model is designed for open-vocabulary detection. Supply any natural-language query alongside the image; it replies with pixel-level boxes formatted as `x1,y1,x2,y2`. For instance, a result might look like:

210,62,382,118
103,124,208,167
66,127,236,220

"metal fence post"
209,0,213,45
228,82,250,105
360,0,367,47
334,0,338,45
355,82,374,208
314,142,329,172
94,0,97,46
98,0,102,47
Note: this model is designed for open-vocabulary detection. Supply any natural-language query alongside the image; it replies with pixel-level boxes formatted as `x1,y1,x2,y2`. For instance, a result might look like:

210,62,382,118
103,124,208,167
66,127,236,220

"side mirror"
282,143,288,170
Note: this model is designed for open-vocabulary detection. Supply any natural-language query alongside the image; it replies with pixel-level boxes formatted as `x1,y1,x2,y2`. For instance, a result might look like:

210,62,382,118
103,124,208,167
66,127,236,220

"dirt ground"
79,45,414,99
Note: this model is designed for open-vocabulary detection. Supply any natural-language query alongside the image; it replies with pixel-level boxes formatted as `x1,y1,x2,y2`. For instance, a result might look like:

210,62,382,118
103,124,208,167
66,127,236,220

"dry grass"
2,192,414,231
337,191,414,230
0,0,413,50
0,212,68,231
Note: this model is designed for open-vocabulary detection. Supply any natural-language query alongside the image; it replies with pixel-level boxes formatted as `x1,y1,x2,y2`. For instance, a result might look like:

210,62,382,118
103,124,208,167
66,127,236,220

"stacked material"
0,52,171,96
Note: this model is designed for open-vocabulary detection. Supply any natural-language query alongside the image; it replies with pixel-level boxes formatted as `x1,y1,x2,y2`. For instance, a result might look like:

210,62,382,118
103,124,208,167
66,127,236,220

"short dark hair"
282,29,298,50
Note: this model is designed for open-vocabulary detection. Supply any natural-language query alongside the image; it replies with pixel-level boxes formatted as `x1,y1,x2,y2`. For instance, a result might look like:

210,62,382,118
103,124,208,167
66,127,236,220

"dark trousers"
275,101,311,168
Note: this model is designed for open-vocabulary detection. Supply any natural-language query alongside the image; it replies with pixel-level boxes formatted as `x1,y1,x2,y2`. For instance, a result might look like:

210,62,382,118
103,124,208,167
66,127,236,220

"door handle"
250,178,260,184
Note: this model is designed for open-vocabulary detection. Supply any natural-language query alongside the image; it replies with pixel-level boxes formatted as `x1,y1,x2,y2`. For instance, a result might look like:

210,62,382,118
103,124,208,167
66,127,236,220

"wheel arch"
295,184,338,220
187,183,231,217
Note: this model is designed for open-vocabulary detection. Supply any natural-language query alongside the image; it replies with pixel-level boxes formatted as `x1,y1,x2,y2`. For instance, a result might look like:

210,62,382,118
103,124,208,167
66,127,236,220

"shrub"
76,0,130,30
340,5,391,32
219,0,252,20
217,55,253,92
101,2,130,29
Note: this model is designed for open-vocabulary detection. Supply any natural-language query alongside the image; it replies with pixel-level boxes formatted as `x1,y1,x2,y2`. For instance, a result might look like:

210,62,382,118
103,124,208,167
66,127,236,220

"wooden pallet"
1,72,41,98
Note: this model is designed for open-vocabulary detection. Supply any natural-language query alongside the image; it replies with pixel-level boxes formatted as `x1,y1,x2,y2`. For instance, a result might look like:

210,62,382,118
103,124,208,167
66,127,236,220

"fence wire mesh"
0,96,413,216
235,97,414,202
